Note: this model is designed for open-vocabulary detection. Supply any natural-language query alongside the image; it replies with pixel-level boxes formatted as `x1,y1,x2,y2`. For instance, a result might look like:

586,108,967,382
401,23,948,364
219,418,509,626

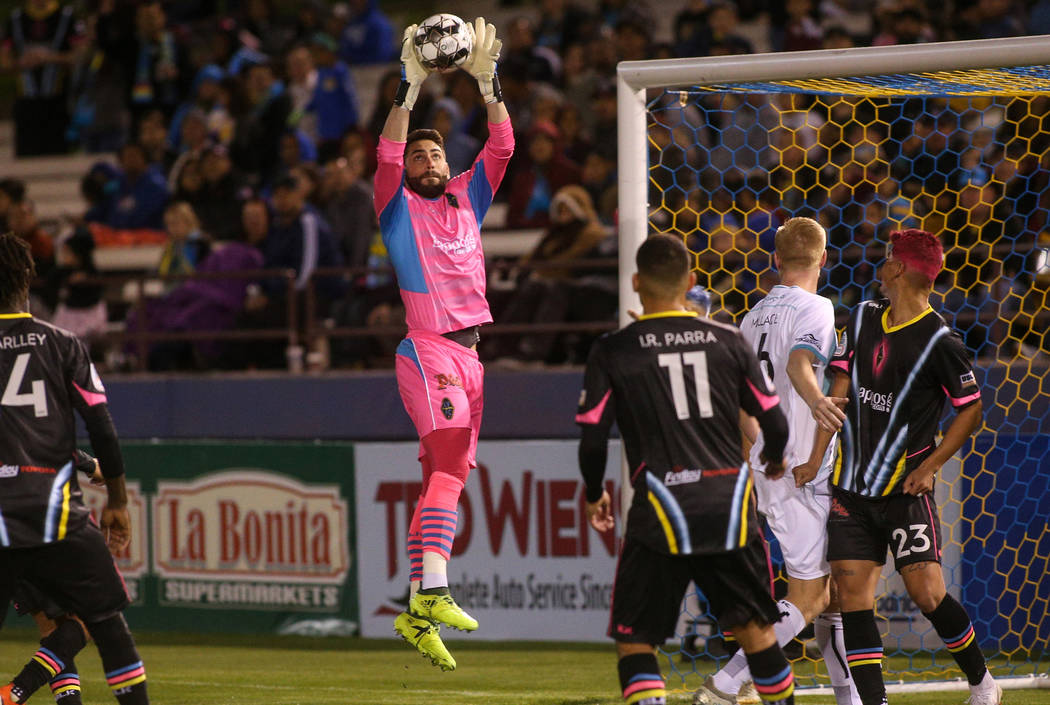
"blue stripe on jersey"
43,462,73,543
838,417,856,491
789,342,828,363
725,463,750,550
378,179,428,293
396,338,427,381
645,472,692,554
862,328,948,496
467,159,492,226
0,505,9,547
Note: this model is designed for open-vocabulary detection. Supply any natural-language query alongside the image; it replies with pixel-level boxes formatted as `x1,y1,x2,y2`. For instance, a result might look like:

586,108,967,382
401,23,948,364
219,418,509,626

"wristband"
479,74,502,104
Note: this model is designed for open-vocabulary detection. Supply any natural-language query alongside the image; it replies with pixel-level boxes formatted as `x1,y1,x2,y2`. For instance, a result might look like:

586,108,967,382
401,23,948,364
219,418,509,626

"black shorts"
0,523,129,628
608,534,781,644
12,581,68,621
826,486,943,571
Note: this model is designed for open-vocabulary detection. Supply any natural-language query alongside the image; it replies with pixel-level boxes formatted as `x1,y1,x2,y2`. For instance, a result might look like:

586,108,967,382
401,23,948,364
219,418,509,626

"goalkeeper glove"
394,24,431,111
463,17,503,103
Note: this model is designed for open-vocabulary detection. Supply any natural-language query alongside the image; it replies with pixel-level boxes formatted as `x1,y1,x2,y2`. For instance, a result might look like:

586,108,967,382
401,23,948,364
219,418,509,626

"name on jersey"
639,330,718,349
857,385,894,413
0,333,46,349
663,468,703,486
430,231,477,257
748,312,779,327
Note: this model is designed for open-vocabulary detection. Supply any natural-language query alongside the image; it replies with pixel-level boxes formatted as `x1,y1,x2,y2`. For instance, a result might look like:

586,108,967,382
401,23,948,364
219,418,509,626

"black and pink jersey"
828,299,981,497
576,312,787,555
0,314,115,547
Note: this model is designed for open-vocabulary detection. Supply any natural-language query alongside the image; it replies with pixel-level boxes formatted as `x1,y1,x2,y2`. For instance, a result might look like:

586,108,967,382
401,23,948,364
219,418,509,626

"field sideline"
1,631,1048,704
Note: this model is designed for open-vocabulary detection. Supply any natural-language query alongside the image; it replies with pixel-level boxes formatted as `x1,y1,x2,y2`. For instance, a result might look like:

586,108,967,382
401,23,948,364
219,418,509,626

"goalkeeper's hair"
0,231,34,312
637,234,691,299
405,129,445,156
775,217,826,270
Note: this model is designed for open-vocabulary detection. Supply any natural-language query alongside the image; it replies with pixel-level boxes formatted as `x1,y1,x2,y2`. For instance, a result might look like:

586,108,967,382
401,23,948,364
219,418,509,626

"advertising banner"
355,440,623,642
81,442,358,635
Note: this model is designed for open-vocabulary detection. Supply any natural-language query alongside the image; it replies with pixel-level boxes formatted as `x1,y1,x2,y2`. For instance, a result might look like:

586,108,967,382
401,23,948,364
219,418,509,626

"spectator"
308,32,359,161
705,1,754,55
8,198,54,277
535,0,597,52
158,201,208,277
674,0,711,57
289,163,322,208
108,141,169,230
491,185,613,363
1,0,80,156
507,121,582,229
239,0,293,57
195,145,246,241
580,149,617,225
781,0,824,51
285,45,318,141
138,108,177,172
278,130,319,174
230,59,292,187
168,63,225,150
614,16,651,62
337,0,395,65
977,0,1026,38
505,16,561,83
168,108,211,188
292,0,327,46
319,149,373,271
872,8,935,45
822,25,855,49
0,178,27,232
41,226,106,341
429,97,481,176
81,162,119,224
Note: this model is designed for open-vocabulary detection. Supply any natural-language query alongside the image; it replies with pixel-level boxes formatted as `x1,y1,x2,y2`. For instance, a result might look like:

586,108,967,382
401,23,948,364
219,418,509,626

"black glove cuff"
489,74,503,103
393,79,411,107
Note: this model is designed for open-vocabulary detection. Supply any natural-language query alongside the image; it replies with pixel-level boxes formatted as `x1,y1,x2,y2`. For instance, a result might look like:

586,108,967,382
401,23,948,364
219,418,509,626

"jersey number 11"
658,351,713,420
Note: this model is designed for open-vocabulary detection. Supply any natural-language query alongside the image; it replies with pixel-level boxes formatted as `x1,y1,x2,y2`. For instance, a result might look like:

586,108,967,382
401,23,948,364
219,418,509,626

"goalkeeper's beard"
407,172,450,199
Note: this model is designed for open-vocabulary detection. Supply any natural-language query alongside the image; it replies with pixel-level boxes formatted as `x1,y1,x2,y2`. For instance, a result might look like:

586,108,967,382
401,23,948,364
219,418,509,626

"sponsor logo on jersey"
441,398,455,420
959,371,977,389
795,333,821,346
435,373,462,390
663,468,703,486
430,231,477,257
830,497,850,518
20,465,56,474
0,464,19,478
857,385,894,413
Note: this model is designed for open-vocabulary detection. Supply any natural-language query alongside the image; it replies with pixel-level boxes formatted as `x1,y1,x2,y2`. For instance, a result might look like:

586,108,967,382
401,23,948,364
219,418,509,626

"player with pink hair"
374,18,513,671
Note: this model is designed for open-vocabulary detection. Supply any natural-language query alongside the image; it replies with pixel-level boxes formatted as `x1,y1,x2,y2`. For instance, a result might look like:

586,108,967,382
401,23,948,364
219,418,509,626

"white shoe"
966,679,1003,705
694,677,735,705
736,681,761,705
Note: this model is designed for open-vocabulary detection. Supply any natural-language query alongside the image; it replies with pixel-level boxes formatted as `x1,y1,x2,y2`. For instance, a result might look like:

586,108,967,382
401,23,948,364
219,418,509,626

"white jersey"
740,285,837,483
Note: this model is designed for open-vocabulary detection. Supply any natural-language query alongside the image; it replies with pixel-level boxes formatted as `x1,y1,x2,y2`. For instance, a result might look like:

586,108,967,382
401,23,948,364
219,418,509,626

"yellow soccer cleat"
410,590,479,632
394,611,456,672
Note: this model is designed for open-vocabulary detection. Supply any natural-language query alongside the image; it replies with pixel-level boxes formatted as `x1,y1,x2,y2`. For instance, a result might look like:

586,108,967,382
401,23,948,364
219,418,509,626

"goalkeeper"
374,18,513,672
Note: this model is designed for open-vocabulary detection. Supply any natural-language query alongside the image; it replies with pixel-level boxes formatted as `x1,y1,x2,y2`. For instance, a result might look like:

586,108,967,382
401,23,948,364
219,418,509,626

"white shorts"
753,470,831,580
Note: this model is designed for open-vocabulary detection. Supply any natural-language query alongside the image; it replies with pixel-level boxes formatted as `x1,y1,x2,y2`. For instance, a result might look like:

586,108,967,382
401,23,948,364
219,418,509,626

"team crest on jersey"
795,333,821,347
440,398,455,420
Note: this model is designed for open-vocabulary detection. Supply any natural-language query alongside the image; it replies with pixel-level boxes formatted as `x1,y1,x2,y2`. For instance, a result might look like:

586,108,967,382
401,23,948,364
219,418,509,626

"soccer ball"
414,14,473,72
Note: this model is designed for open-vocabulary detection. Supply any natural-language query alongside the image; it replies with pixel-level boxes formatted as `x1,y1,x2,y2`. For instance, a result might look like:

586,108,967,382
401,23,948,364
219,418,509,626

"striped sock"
924,594,987,686
105,661,147,702
407,531,423,583
12,620,85,703
49,663,82,703
617,652,666,705
842,610,886,705
745,643,795,703
87,615,148,705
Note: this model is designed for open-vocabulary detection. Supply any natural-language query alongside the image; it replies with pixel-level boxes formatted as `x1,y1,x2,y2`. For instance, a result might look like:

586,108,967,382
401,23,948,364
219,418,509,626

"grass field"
1,631,1048,704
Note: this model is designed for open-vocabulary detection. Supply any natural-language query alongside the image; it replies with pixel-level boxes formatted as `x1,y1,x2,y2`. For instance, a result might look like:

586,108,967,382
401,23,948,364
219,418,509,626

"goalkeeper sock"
49,661,82,703
11,619,86,703
815,613,861,705
617,652,665,704
87,615,148,705
712,599,805,695
419,472,465,590
841,610,886,705
923,594,987,685
745,643,795,703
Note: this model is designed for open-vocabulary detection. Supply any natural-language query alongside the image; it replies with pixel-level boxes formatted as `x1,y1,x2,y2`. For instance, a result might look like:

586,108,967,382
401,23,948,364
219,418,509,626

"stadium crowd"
1,0,1048,371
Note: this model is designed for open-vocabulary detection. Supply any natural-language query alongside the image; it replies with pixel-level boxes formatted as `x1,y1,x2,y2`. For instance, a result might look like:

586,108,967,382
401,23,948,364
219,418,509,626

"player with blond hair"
696,217,860,705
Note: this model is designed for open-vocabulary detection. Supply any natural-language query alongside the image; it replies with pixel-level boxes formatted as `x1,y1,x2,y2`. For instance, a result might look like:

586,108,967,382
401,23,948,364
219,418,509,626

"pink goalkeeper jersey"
374,118,514,335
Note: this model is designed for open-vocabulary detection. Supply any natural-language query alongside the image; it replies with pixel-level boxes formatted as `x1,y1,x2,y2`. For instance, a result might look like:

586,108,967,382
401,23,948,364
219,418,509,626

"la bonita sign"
152,470,350,583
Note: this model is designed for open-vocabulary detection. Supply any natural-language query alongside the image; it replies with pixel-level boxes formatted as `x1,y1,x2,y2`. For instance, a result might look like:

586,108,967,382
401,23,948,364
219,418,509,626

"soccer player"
577,234,797,705
696,218,860,705
816,229,1000,705
375,18,513,671
0,232,149,705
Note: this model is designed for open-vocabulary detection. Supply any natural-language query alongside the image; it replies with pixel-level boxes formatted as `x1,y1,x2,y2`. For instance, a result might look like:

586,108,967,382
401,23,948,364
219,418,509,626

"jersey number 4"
658,351,713,420
2,353,48,417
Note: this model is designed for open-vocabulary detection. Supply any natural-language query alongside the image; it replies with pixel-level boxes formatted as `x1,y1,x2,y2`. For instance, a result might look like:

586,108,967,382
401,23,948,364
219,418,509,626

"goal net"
615,37,1050,694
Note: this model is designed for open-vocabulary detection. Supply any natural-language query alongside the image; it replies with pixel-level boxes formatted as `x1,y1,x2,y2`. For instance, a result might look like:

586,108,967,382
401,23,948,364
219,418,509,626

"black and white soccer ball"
414,13,473,72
